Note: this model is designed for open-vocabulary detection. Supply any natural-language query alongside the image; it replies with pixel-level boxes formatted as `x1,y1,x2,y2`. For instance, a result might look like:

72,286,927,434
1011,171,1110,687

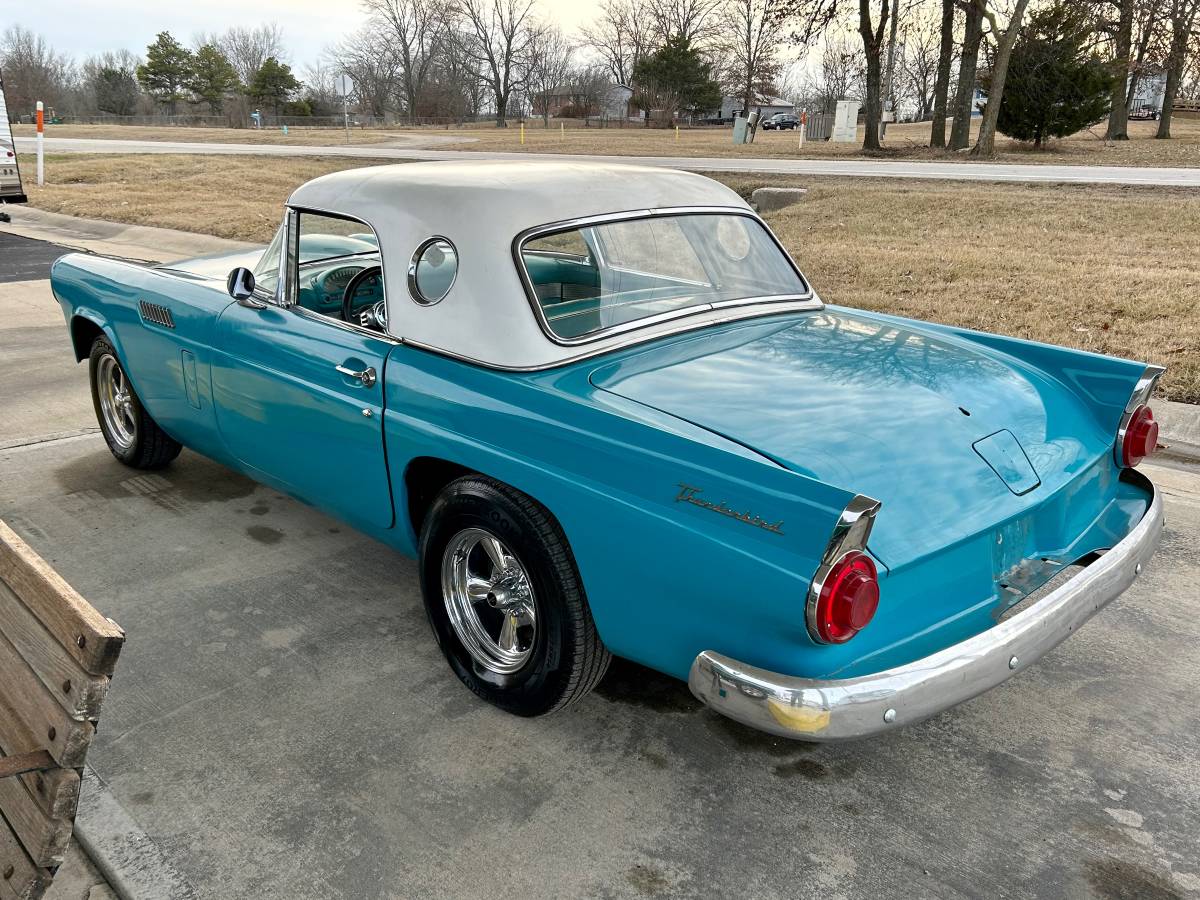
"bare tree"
301,60,343,116
930,0,956,145
217,23,287,87
454,0,538,126
900,4,946,120
1104,0,1137,138
949,1,983,150
526,23,574,123
646,0,724,43
1156,0,1200,137
0,25,73,115
362,0,449,123
1127,0,1168,108
432,27,489,120
818,33,867,111
80,49,142,117
858,0,891,150
570,63,617,120
581,0,655,86
333,26,402,118
770,0,840,57
1183,22,1200,96
720,0,782,118
969,0,1033,156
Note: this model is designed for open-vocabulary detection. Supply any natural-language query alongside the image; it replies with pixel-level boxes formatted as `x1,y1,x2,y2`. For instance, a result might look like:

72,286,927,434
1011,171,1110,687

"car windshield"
519,212,808,341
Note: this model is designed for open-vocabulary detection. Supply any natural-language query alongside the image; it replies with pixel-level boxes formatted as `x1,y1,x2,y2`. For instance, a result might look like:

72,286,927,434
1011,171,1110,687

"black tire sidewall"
89,336,140,464
419,480,577,716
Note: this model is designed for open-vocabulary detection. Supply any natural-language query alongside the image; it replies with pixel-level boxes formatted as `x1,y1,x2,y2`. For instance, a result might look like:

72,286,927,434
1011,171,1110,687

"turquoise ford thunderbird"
50,162,1163,740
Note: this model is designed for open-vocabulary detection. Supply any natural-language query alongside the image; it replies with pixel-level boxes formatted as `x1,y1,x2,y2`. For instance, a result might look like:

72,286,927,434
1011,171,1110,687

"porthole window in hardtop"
410,237,458,305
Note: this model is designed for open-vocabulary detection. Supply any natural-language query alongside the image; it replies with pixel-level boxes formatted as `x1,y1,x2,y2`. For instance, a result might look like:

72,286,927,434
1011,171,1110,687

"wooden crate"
0,520,125,900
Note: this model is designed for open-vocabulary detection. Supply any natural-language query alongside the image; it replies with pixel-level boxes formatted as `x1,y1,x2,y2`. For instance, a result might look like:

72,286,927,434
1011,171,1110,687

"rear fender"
383,347,863,679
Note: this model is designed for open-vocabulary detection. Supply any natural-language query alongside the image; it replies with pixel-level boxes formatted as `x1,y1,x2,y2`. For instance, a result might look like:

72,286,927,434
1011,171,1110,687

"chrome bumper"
688,474,1164,741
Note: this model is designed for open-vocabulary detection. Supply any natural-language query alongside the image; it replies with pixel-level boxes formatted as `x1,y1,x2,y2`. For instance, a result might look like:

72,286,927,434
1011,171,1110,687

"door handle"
336,364,377,387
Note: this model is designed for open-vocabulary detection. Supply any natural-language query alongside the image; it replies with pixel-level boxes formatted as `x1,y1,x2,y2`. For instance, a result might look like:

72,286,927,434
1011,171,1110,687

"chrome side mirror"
227,267,264,307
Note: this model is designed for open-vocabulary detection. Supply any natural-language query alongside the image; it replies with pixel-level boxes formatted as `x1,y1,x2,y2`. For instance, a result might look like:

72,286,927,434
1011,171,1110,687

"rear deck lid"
590,311,1088,569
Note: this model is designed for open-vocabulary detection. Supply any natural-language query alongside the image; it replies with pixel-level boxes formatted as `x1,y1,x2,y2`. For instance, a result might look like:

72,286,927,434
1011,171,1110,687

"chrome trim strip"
804,494,882,643
689,470,1162,742
398,303,821,372
1113,365,1166,466
511,206,819,348
290,305,402,344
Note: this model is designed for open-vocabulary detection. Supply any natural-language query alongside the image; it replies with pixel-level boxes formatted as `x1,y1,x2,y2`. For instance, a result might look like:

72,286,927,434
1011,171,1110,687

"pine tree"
136,32,193,115
189,44,239,115
248,57,301,117
994,2,1118,148
632,37,722,126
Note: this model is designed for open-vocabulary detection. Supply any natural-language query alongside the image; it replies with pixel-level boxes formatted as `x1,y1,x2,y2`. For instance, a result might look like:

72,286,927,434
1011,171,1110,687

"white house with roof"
713,93,795,121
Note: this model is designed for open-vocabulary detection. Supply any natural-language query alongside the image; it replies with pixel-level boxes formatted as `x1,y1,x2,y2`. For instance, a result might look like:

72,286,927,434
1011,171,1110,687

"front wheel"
89,337,182,469
418,476,611,716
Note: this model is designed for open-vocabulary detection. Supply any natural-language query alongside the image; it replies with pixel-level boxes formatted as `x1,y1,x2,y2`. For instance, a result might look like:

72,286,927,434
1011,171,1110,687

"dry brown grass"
19,152,1199,402
13,117,1200,166
10,123,405,146
399,117,1200,167
19,154,387,242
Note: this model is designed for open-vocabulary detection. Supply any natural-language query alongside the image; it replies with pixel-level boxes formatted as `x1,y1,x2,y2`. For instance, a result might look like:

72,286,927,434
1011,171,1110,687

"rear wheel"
89,337,182,469
418,476,610,716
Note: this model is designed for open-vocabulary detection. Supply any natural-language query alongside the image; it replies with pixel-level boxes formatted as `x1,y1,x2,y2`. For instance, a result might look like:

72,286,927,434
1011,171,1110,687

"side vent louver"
139,300,175,329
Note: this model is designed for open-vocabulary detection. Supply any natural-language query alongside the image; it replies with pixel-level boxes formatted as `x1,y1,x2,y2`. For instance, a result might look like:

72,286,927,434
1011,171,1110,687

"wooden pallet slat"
0,632,94,770
0,521,124,677
0,774,71,869
0,810,51,900
0,582,110,721
0,700,80,827
0,518,126,900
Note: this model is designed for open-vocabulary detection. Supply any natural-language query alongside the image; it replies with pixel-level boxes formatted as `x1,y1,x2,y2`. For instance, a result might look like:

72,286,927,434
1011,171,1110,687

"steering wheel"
341,265,384,330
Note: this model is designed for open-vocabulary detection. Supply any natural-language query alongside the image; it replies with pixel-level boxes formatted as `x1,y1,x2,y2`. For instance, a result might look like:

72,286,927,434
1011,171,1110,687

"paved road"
0,230,69,282
3,240,1199,899
16,135,1200,186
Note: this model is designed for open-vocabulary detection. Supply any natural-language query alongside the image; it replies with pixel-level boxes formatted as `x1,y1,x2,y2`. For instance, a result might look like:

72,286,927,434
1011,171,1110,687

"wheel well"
70,316,105,362
404,457,474,536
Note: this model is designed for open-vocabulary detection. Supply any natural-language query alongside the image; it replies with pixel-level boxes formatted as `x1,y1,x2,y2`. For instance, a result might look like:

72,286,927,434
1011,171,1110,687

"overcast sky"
14,0,599,66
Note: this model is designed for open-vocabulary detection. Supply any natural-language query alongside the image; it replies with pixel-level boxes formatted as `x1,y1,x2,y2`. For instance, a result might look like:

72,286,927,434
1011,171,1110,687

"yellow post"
561,121,565,140
675,125,680,142
520,123,525,145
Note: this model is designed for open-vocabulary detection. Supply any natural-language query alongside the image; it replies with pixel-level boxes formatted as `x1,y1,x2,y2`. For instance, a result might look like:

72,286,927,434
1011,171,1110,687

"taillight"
1120,404,1158,468
812,551,879,643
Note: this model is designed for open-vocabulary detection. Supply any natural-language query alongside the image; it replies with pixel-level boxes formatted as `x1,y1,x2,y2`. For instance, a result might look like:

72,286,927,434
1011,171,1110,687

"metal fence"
803,112,835,141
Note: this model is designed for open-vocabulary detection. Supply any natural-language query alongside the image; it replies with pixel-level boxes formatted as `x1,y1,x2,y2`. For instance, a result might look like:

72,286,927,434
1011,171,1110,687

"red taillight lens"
1120,404,1159,468
814,551,879,643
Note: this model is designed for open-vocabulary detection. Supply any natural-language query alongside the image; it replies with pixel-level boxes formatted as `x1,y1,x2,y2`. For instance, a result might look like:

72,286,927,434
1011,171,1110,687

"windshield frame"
512,206,815,347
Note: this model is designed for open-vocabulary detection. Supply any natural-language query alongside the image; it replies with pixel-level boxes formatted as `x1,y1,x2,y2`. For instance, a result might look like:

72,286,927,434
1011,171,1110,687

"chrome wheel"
96,353,136,450
440,528,537,675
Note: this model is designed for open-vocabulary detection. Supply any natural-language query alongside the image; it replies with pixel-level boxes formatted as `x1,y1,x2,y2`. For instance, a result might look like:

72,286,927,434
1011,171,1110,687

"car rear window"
518,212,808,341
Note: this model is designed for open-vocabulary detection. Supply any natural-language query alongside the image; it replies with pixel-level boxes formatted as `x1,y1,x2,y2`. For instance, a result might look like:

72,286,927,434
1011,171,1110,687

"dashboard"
297,255,385,324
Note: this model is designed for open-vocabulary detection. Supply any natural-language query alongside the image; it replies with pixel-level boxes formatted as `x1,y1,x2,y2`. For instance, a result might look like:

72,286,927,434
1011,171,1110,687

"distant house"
533,83,634,120
1128,66,1167,115
710,93,795,122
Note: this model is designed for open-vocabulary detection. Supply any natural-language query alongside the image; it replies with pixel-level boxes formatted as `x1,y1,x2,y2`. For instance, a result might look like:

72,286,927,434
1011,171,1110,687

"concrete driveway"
15,134,1200,186
1,231,1198,899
